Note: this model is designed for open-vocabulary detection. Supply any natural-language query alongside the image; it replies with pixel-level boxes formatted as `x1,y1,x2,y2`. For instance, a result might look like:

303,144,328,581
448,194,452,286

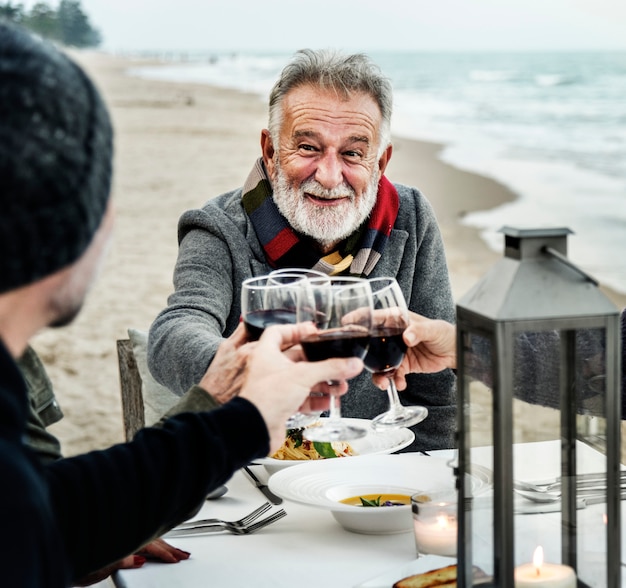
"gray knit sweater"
148,182,456,452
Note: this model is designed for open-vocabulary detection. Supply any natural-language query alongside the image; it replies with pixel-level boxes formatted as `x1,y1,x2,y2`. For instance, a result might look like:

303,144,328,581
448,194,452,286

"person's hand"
198,322,251,404
371,312,456,391
73,538,190,586
136,537,191,563
239,322,363,452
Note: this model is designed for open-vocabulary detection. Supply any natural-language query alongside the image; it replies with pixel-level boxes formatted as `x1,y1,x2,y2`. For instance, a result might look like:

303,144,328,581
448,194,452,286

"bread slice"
393,564,489,588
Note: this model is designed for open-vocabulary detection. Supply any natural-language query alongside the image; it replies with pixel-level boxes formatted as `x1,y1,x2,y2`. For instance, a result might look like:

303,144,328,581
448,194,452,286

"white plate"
268,453,490,512
257,418,415,474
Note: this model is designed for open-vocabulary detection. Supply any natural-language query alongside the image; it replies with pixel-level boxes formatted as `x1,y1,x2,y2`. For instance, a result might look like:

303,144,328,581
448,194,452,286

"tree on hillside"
1,1,101,47
0,2,25,22
24,2,60,40
57,0,100,47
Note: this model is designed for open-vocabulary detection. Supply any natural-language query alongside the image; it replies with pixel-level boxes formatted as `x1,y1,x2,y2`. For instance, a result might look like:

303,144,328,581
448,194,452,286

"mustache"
300,179,355,201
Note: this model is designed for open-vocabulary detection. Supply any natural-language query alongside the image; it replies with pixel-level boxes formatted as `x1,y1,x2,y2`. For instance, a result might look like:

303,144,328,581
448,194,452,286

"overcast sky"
22,0,626,52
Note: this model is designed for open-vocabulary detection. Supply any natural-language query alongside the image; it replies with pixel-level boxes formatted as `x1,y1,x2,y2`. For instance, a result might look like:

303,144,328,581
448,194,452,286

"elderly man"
148,49,456,451
0,23,362,587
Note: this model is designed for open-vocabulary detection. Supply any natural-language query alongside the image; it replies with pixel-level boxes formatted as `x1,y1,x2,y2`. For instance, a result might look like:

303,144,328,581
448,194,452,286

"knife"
243,466,283,505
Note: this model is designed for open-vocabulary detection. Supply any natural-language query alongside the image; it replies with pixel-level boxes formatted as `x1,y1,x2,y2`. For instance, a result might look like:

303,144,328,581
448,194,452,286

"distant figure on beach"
0,22,360,587
147,48,457,452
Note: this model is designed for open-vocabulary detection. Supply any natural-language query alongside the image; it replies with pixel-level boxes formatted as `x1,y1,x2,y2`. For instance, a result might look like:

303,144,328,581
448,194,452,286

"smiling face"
262,84,392,251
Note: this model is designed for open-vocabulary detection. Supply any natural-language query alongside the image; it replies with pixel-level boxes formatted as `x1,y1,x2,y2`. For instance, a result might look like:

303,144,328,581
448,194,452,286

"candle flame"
603,513,608,525
436,515,450,529
533,546,544,574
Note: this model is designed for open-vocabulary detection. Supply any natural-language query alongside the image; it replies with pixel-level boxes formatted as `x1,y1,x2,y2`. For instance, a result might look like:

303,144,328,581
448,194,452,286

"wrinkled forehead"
283,82,383,115
280,84,383,138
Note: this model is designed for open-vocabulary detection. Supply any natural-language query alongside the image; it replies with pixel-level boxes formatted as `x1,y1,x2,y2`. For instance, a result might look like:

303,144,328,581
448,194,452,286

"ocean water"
129,50,626,295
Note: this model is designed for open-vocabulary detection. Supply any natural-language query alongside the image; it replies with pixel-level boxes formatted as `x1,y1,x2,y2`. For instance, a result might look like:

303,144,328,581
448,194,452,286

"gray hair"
268,49,393,157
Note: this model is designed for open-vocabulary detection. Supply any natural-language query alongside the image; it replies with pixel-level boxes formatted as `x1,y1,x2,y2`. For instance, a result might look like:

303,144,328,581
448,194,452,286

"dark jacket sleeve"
44,397,269,582
18,345,64,463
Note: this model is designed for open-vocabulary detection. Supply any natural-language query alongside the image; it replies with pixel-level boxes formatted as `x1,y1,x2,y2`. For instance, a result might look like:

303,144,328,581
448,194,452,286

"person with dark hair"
147,49,457,452
18,345,195,585
0,22,361,587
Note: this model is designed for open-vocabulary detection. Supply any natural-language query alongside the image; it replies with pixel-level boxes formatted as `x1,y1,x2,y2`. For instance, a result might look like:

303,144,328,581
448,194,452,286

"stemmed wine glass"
297,276,373,442
269,267,329,280
363,277,428,429
241,272,320,428
241,274,303,341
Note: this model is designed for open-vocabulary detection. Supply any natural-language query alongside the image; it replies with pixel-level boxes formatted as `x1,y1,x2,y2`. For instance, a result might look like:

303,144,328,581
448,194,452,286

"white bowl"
326,483,414,535
268,454,492,535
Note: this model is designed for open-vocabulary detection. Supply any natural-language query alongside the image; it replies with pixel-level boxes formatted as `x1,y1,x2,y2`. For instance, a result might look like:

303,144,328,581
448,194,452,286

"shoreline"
388,135,626,309
36,51,624,456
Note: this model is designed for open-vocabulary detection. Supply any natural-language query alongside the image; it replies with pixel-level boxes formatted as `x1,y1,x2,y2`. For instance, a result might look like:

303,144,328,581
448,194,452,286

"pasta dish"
271,427,356,461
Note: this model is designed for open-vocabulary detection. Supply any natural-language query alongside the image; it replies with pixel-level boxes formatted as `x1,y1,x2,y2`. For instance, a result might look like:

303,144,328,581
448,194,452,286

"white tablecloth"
114,443,624,588
113,462,423,588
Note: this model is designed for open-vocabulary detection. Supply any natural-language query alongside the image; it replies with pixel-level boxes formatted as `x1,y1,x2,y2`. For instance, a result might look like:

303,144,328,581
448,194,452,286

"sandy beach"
32,50,626,457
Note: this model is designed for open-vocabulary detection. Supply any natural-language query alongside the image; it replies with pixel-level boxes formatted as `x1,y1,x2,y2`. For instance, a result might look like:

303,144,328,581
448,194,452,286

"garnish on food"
340,493,411,507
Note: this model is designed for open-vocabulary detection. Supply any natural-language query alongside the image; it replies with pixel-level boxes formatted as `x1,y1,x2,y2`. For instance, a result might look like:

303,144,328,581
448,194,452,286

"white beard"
271,163,379,249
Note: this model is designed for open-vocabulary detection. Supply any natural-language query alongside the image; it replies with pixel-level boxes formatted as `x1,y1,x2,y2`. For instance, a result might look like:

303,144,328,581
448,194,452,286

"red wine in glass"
363,326,407,374
244,308,298,341
301,327,371,362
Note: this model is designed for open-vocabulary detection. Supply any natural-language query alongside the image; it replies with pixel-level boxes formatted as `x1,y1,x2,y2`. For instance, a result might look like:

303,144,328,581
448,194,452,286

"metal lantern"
455,227,621,588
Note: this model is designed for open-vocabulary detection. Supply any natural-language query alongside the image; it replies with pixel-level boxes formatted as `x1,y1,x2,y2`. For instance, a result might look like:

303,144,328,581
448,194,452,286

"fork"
170,502,272,532
514,471,626,494
164,509,287,537
516,487,626,505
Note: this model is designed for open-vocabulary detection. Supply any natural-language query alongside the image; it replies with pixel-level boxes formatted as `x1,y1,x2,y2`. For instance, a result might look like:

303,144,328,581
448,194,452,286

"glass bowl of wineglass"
241,273,322,428
297,276,373,442
364,277,428,430
269,267,329,280
241,274,303,341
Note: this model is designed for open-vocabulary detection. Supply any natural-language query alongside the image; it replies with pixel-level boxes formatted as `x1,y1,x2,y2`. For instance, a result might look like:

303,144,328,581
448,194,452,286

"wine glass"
364,277,428,430
241,274,303,341
241,273,318,428
297,276,373,442
269,267,329,280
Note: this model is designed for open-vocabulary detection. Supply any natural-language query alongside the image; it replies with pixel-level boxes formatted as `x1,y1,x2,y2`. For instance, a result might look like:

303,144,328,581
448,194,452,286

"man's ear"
261,129,275,177
378,143,393,177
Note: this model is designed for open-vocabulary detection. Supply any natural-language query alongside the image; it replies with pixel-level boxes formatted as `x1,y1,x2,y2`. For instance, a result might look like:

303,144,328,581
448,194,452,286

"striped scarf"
242,158,399,277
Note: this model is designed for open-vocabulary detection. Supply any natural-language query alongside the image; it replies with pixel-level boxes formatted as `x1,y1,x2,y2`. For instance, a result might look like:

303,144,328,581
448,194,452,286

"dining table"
113,440,626,588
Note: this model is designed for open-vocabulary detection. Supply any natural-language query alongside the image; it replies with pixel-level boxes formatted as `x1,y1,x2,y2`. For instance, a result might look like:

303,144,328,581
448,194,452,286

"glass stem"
386,376,402,413
328,391,342,421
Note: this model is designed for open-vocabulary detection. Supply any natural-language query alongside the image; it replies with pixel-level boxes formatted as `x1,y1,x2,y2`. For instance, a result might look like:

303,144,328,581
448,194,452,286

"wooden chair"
117,330,179,441
116,339,145,441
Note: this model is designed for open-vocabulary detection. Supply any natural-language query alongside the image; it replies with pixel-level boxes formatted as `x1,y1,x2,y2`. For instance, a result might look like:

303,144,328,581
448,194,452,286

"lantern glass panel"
461,330,495,578
509,324,609,586
461,322,611,586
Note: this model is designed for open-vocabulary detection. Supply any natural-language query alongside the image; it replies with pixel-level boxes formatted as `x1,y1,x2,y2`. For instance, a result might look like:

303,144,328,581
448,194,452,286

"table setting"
114,440,626,588
114,446,429,588
116,258,624,587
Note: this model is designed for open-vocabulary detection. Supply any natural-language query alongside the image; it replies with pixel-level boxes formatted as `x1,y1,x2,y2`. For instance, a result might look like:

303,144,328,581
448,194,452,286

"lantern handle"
542,246,599,286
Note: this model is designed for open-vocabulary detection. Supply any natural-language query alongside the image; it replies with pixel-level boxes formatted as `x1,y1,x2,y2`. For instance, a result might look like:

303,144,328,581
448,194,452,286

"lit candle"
514,546,576,588
412,506,457,556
